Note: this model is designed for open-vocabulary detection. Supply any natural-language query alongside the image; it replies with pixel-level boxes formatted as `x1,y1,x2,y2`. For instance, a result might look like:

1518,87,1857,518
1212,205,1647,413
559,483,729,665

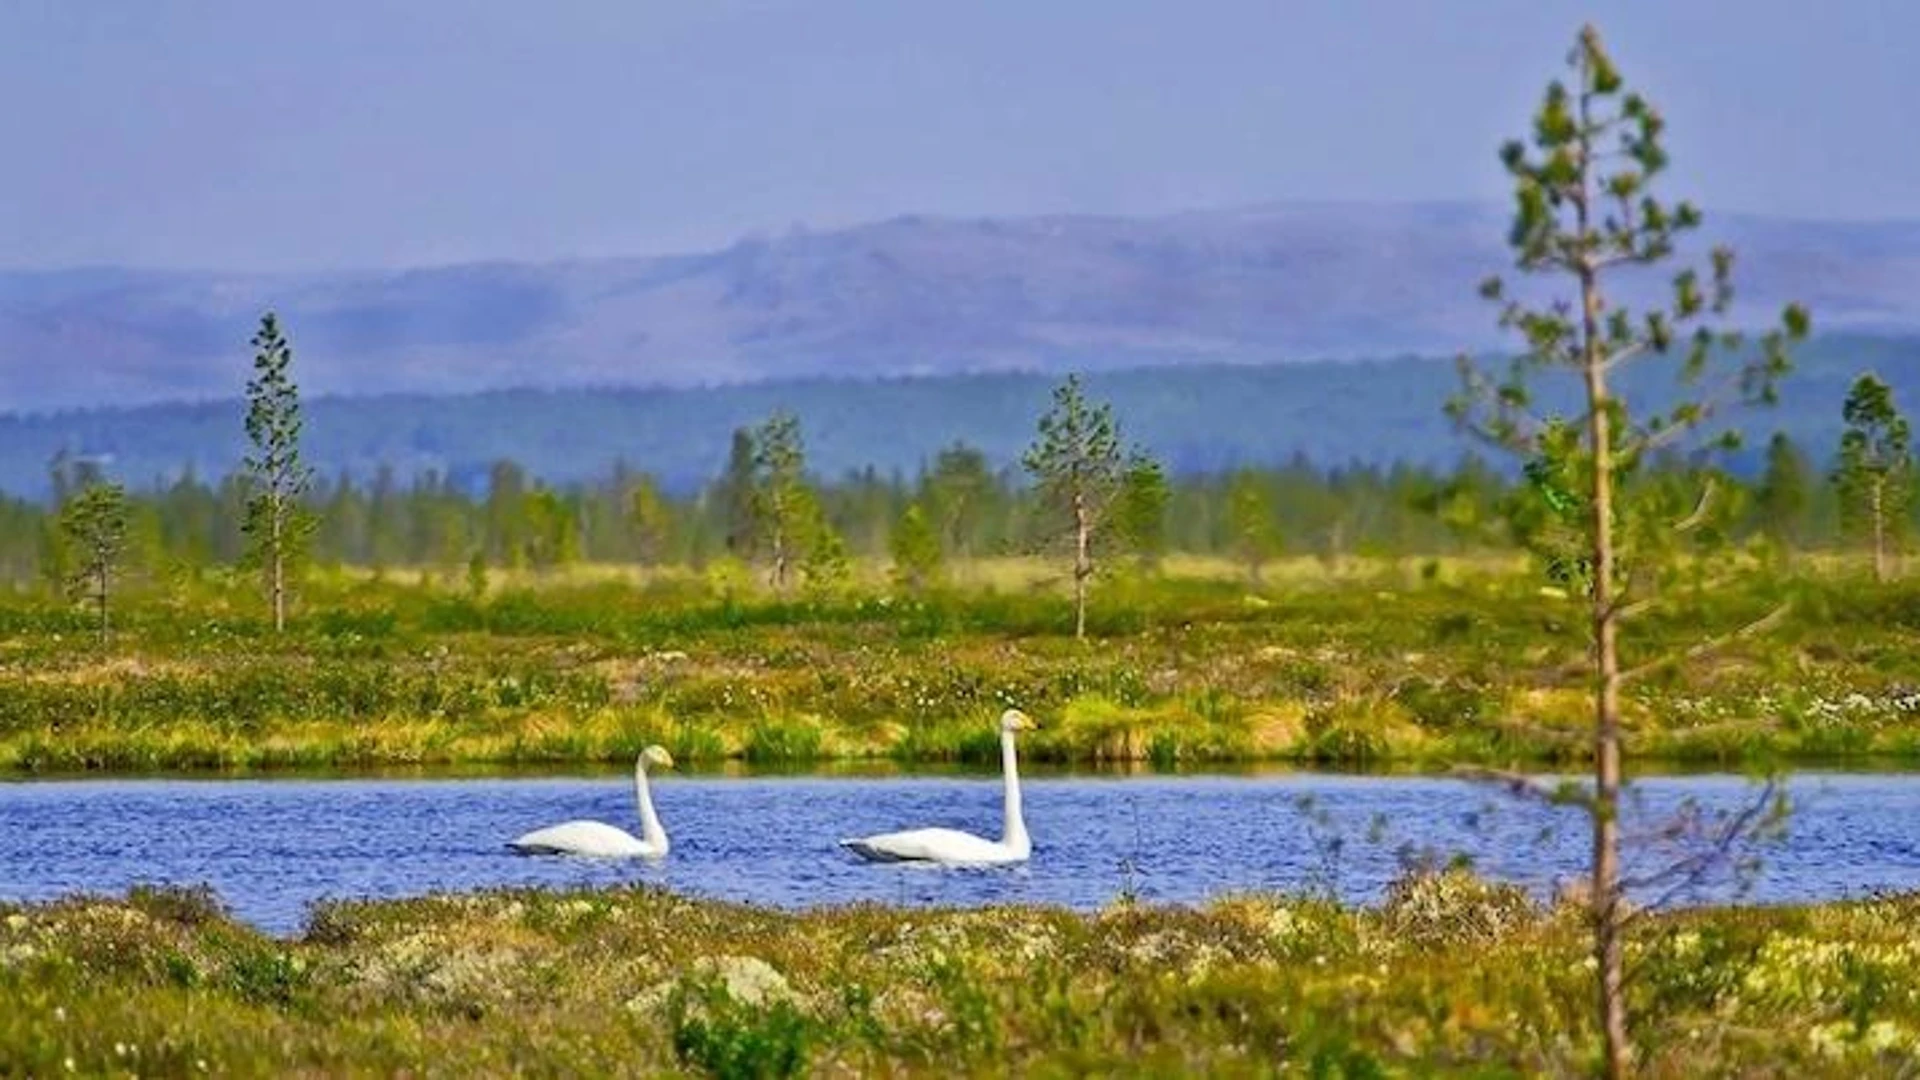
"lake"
4,769,1917,935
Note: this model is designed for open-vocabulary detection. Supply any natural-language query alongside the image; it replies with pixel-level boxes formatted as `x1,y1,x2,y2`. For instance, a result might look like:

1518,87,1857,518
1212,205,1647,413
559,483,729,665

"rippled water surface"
4,771,1917,935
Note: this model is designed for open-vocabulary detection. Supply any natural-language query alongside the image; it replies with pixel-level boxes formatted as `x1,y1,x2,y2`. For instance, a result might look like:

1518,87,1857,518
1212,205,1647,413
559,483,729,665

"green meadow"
2,556,1916,775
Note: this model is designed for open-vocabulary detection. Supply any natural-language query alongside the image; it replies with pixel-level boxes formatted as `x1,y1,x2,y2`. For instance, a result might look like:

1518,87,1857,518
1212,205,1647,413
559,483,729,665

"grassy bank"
3,558,1918,773
5,876,1919,1075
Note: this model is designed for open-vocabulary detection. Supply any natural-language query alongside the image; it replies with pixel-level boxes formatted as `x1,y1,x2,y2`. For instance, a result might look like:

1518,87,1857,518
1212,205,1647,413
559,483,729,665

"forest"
0,402,1890,595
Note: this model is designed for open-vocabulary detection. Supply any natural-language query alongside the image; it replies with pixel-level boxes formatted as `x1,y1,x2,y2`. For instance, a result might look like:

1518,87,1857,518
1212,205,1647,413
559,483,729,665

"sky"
1,0,1914,271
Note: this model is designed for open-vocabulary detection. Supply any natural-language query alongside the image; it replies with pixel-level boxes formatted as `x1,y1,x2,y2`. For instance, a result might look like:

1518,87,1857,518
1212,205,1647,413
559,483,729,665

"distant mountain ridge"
6,201,1920,412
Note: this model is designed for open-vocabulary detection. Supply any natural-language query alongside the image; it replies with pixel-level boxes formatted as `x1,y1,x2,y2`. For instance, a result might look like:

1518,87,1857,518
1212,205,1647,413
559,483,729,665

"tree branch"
1618,602,1791,687
1620,778,1781,921
1670,477,1718,534
1450,765,1593,810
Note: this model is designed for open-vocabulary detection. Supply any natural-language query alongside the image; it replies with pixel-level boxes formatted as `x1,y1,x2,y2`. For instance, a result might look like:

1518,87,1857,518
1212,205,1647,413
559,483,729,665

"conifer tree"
1024,375,1126,638
1834,373,1912,580
241,312,316,632
1447,27,1806,1075
59,479,127,647
888,502,943,592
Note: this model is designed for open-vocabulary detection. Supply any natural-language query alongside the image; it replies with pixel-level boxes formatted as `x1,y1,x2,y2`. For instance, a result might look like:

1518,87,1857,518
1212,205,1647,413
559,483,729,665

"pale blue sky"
2,0,1912,270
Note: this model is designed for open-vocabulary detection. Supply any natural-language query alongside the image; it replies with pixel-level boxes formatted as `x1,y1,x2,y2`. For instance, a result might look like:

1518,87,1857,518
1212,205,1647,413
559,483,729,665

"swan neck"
634,760,666,849
1001,729,1029,854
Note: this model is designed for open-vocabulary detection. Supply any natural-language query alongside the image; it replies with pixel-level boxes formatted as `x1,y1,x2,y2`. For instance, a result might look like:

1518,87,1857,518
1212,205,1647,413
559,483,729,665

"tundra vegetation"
6,880,1920,1076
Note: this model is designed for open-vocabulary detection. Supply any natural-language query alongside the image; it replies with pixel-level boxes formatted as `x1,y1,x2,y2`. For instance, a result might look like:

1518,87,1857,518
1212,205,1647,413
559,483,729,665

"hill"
2,335,1910,497
6,202,1920,412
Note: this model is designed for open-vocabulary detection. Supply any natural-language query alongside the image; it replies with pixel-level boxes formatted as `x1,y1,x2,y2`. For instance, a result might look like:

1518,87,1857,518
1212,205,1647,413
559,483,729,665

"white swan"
840,708,1036,865
509,745,674,858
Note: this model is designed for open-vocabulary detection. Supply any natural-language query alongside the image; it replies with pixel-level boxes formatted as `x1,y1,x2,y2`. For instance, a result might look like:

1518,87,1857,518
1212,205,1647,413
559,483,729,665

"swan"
509,745,674,858
840,708,1036,865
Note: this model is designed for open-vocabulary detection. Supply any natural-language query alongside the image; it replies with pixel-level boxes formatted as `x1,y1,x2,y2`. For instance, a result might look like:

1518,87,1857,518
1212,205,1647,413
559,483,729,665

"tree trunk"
1073,489,1091,640
271,492,286,634
1573,60,1630,1076
96,566,109,649
1581,258,1630,1080
1872,480,1888,582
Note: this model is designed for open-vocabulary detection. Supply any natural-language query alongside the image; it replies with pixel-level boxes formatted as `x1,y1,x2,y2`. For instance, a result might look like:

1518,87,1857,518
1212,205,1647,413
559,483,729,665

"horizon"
17,196,1920,278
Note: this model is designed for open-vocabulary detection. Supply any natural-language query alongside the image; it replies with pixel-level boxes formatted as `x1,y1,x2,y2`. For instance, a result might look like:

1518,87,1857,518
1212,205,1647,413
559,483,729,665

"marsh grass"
1,561,1917,772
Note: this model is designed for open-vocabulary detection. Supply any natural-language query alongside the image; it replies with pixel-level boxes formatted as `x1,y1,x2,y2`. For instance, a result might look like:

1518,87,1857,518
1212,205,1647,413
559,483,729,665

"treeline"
0,334,1910,500
1,420,1895,594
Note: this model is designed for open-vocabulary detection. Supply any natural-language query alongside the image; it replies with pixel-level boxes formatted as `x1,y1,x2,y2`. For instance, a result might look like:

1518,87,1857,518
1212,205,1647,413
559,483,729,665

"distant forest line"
0,333,1912,500
0,421,1881,590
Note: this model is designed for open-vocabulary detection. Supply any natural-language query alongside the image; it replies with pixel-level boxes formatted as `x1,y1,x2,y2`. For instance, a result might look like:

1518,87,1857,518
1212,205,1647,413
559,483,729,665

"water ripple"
1,772,1913,935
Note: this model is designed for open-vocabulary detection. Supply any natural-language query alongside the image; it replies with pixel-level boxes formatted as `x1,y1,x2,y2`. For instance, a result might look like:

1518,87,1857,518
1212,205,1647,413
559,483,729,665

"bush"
1381,868,1536,947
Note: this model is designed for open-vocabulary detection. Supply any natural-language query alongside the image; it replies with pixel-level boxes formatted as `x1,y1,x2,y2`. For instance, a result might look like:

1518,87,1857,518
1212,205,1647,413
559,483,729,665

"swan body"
510,745,673,858
509,820,658,858
841,709,1035,866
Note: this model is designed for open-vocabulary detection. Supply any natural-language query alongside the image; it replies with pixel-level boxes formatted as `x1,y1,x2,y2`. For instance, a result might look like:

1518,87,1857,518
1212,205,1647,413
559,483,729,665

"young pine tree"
627,474,675,566
797,494,852,599
888,502,943,592
1833,373,1912,581
924,442,995,565
59,480,128,647
714,428,759,558
1753,433,1812,560
1225,470,1282,583
1023,375,1127,639
1113,453,1171,572
751,412,810,593
1447,26,1806,1076
241,312,317,632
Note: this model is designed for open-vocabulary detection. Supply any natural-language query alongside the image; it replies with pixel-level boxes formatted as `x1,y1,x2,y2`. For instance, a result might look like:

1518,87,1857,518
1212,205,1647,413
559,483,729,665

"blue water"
2,771,1917,936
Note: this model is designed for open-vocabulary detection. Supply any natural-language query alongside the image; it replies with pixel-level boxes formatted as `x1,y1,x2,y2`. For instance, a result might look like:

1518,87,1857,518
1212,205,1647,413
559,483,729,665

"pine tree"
924,442,995,563
484,460,528,569
716,428,759,558
1754,433,1811,557
241,312,316,632
1113,453,1170,571
751,412,810,593
521,487,579,573
797,493,852,598
1226,470,1282,582
628,474,675,566
1446,27,1806,1076
888,502,943,592
1023,375,1126,639
1834,373,1912,581
59,479,128,647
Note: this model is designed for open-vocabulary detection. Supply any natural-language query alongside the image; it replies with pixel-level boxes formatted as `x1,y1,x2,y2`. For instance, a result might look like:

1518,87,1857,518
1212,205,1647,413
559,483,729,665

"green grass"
5,875,1920,1075
1,558,1917,772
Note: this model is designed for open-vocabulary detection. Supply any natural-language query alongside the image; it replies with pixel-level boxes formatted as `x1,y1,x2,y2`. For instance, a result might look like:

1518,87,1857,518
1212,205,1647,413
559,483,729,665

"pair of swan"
507,709,1037,866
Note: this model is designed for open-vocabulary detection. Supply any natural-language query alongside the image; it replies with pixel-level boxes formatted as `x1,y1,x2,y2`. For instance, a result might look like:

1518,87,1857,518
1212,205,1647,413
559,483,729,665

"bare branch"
1671,477,1717,534
1595,338,1651,371
1451,765,1593,809
1620,779,1781,922
1625,366,1748,458
1618,602,1792,687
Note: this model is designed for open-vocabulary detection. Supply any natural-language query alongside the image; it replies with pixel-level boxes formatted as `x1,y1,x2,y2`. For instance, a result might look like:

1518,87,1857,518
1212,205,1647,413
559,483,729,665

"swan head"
640,745,675,771
1000,708,1037,733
